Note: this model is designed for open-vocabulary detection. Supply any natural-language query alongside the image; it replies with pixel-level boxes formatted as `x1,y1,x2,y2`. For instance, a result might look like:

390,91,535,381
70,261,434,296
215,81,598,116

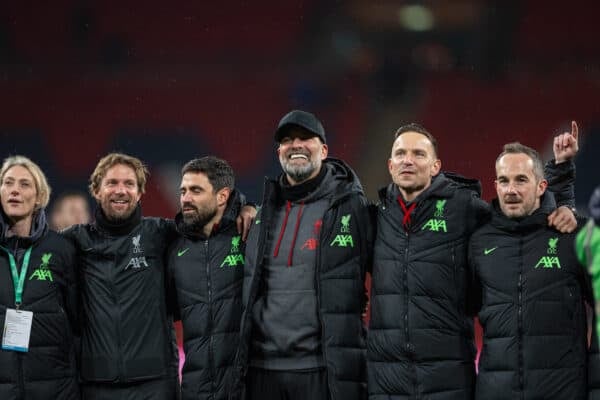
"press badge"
2,308,33,352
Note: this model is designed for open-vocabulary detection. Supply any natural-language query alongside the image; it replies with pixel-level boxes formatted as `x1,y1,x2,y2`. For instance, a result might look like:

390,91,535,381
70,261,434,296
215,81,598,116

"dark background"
1,0,599,216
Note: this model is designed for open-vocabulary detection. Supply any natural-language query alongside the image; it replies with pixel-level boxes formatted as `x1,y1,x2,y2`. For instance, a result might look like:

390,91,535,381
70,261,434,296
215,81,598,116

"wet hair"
0,155,51,209
89,153,149,196
496,142,544,181
394,123,439,158
181,156,235,192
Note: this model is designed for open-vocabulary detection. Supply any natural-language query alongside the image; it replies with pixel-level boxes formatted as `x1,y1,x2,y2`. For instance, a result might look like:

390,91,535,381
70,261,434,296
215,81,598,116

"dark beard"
182,207,217,233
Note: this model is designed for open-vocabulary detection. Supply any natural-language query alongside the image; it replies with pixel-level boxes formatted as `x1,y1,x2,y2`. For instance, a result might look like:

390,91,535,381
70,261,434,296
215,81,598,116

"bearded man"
167,156,247,400
63,153,255,400
231,110,373,400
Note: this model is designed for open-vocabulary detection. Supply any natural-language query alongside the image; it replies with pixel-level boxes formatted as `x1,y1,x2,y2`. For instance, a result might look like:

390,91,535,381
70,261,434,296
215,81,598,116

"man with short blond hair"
469,143,600,399
64,152,180,399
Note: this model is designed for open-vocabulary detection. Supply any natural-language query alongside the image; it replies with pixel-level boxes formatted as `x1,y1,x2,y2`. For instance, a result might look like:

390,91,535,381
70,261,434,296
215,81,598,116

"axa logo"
220,235,245,267
330,214,354,247
535,256,561,269
220,254,245,267
29,253,53,281
126,256,149,270
534,237,561,269
330,235,354,247
125,257,150,270
132,234,143,253
422,199,448,232
302,238,318,250
126,234,148,270
421,219,447,232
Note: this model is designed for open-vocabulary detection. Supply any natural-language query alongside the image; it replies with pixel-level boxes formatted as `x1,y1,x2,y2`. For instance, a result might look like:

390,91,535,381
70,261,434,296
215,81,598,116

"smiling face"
0,165,39,224
277,127,328,185
93,163,142,222
495,152,547,218
388,131,441,201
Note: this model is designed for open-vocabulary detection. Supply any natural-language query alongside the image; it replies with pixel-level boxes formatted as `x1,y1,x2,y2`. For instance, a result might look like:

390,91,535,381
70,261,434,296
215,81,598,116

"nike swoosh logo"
177,248,190,257
484,247,498,255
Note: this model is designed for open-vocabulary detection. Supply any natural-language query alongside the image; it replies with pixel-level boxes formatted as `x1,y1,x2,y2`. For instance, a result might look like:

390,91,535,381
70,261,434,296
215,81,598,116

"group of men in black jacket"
367,120,599,400
1,109,598,400
226,111,597,400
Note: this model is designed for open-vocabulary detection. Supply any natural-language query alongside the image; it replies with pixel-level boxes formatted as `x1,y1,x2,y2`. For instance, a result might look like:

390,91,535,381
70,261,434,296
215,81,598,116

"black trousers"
81,376,180,400
246,367,329,400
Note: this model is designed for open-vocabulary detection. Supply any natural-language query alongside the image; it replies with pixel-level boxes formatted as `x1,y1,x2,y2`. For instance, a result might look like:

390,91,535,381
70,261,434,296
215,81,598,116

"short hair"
89,153,148,196
181,156,235,192
496,142,544,181
0,155,51,209
394,123,439,158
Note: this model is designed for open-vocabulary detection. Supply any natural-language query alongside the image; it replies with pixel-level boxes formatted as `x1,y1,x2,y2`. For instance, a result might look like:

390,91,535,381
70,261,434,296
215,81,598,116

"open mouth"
289,154,309,160
110,199,129,207
504,197,521,204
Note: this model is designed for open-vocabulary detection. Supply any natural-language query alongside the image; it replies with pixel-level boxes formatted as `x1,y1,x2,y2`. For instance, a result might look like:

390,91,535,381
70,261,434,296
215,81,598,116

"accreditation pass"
2,308,33,352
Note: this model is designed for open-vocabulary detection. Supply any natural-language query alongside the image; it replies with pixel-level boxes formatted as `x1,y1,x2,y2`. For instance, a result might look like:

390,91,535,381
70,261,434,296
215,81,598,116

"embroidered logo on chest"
330,214,354,248
220,235,245,267
28,253,53,281
126,234,149,270
534,237,561,269
421,199,448,233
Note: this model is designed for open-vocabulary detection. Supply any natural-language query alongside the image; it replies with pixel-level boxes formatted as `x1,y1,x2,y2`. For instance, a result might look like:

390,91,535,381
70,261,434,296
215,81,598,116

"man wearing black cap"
231,110,373,400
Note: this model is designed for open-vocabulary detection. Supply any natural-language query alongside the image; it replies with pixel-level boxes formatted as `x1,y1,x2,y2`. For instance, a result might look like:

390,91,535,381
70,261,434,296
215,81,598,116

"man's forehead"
105,163,137,177
181,171,210,186
496,153,535,174
393,131,434,150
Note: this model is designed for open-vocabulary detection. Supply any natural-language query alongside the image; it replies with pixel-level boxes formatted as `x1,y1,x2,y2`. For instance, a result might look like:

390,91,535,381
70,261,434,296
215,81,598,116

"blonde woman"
0,155,79,400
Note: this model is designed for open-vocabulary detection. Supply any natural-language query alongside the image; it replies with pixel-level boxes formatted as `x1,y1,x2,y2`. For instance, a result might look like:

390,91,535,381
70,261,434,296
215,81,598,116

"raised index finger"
571,120,579,140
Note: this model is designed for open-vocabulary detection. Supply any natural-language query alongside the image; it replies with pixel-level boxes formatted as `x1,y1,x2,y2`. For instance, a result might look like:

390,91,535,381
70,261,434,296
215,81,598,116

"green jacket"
576,219,600,341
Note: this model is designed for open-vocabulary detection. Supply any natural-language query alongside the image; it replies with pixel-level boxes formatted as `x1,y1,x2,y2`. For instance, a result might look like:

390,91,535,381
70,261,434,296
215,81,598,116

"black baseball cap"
274,110,326,144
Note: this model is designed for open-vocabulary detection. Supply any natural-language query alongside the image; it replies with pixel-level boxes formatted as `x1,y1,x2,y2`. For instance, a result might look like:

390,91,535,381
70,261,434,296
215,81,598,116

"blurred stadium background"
1,0,599,214
2,0,599,374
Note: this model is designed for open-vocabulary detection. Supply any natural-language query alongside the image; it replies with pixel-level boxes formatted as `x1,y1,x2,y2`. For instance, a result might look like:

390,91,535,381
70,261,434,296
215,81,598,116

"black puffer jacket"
63,205,178,384
367,173,489,400
0,210,79,400
232,158,373,400
469,193,600,400
168,190,245,400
